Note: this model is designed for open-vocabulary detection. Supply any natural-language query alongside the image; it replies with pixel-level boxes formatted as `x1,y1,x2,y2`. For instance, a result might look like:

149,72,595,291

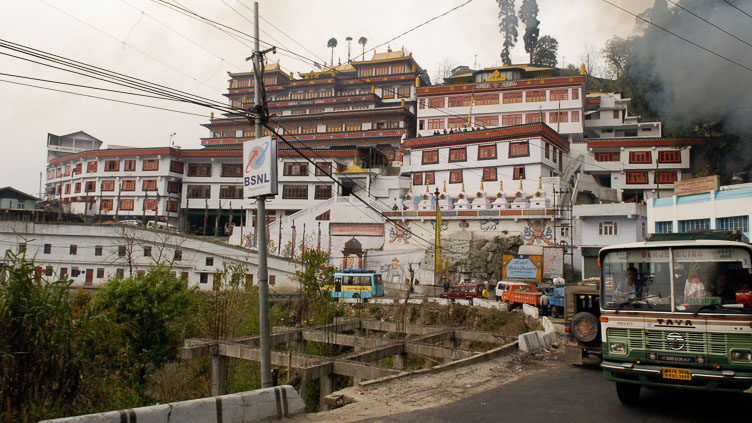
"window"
284,162,308,176
525,113,543,124
345,122,361,131
170,160,184,174
482,167,497,181
282,185,308,199
626,171,649,184
412,173,423,185
122,180,136,191
85,181,96,192
142,180,157,191
571,88,579,100
206,257,214,266
45,266,53,275
559,151,563,171
448,95,472,107
167,200,178,212
118,246,126,257
44,243,51,254
655,170,677,184
315,162,331,176
66,184,72,194
658,150,681,163
502,114,522,126
427,119,444,130
526,90,546,102
142,159,159,171
143,199,157,211
174,249,182,261
167,180,180,193
116,269,124,278
17,243,26,253
447,118,466,129
599,221,618,236
74,163,82,175
187,185,210,198
200,273,208,284
513,166,525,180
314,185,333,200
509,141,529,158
552,149,557,163
549,112,568,123
64,165,71,177
87,161,98,173
95,245,102,256
269,275,276,286
594,152,620,162
449,170,463,183
678,219,711,232
478,144,497,160
70,245,77,255
101,199,113,212
550,89,568,101
397,86,410,98
717,216,749,233
613,110,620,119
545,143,550,159
97,268,105,278
102,180,115,191
104,160,120,172
425,172,435,185
629,151,652,164
144,246,152,257
327,123,343,133
119,199,134,210
474,93,499,105
422,150,439,165
427,97,445,108
448,147,467,162
187,163,213,177
474,116,499,127
219,185,243,199
571,111,580,122
502,91,522,104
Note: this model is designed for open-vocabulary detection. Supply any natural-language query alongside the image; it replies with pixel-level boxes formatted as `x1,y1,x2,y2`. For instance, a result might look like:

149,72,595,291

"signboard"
542,247,564,280
502,254,542,282
243,136,277,197
330,223,384,237
673,175,719,197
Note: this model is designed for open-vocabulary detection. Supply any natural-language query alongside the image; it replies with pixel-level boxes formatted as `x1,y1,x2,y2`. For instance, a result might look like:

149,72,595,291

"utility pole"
251,1,272,389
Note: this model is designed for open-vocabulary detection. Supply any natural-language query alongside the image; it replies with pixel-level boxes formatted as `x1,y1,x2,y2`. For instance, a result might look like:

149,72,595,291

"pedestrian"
443,280,448,292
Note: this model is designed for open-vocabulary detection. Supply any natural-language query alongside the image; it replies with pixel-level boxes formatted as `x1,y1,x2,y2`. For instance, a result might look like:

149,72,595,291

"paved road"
358,364,751,422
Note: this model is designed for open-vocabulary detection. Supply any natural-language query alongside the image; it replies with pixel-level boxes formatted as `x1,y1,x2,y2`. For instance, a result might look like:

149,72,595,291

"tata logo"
666,332,685,350
245,141,269,173
656,318,693,327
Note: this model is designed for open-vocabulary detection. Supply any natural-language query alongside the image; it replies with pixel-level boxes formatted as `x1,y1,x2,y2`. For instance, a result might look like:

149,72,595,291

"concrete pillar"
352,376,362,386
298,378,307,404
393,353,407,370
297,340,307,354
319,374,334,410
210,354,227,396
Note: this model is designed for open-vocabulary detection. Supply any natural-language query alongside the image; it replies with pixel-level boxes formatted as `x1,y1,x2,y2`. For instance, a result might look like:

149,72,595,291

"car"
440,283,488,300
120,219,142,227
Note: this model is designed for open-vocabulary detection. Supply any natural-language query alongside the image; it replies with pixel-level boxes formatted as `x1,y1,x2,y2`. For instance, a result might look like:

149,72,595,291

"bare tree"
431,56,459,86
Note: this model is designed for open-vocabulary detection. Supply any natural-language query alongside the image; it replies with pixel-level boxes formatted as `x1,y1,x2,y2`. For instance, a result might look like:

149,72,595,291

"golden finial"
401,99,405,108
499,180,503,192
210,112,214,119
580,63,586,75
480,180,484,191
443,180,446,192
538,176,542,190
371,85,375,93
519,175,523,190
461,182,465,192
289,71,294,79
409,180,413,193
415,76,420,88
425,184,429,193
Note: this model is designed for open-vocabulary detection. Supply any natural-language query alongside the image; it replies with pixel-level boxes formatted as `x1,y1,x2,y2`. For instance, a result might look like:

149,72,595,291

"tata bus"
598,231,752,404
323,270,384,299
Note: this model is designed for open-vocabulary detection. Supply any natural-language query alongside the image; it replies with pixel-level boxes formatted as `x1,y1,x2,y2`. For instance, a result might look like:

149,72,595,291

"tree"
601,36,632,79
432,56,458,86
497,0,518,65
518,0,539,64
358,36,368,60
531,35,558,67
327,37,337,67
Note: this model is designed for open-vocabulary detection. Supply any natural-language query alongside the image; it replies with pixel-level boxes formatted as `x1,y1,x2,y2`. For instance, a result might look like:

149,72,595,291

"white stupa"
471,180,492,210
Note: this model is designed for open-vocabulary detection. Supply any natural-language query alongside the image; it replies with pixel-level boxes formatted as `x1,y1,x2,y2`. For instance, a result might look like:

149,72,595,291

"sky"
0,0,654,197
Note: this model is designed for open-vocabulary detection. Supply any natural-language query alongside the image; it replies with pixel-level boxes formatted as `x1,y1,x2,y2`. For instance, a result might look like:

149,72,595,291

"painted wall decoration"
480,219,499,231
388,222,412,244
283,240,294,258
381,257,409,284
330,223,384,237
243,233,255,248
502,254,542,282
431,220,448,231
522,219,554,245
542,247,565,279
267,239,277,254
458,220,470,231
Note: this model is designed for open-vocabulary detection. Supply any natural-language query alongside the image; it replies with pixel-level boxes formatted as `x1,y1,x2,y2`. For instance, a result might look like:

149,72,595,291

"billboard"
243,136,277,198
502,254,542,282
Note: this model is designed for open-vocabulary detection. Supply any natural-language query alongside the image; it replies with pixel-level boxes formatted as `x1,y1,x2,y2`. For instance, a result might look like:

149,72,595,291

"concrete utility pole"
253,0,273,389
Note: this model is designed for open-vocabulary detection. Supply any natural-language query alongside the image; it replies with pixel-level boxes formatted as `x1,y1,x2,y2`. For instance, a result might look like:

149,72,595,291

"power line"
666,0,752,51
722,0,752,21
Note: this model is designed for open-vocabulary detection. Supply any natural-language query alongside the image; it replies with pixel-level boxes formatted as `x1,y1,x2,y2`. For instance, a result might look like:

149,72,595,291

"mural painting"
388,222,413,244
381,257,408,284
458,220,469,231
480,219,498,231
522,219,554,245
431,220,448,231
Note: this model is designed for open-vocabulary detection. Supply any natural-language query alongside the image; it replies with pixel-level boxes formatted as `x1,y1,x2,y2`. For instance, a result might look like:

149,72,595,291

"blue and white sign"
243,136,277,197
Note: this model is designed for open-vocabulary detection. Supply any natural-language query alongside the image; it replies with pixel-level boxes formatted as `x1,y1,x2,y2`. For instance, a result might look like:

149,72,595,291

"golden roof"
228,62,283,77
299,62,357,78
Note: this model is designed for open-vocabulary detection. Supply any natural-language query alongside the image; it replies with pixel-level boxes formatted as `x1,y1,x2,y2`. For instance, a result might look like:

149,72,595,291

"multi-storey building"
46,131,103,162
415,64,585,141
583,92,661,139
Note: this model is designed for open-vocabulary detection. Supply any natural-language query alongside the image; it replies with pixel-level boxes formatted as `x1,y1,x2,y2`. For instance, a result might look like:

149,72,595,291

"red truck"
497,281,541,307
440,283,487,300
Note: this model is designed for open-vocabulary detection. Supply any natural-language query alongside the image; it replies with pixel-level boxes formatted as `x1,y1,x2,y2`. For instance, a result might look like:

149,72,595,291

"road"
357,363,751,423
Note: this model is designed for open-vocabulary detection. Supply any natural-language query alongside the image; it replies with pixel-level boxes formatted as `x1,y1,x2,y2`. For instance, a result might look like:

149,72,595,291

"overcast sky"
0,0,653,197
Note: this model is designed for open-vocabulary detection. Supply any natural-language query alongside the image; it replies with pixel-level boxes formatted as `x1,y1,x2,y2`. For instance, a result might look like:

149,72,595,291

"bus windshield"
601,246,752,312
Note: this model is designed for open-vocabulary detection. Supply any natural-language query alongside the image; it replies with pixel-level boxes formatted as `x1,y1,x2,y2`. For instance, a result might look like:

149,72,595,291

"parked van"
121,219,142,227
147,220,176,232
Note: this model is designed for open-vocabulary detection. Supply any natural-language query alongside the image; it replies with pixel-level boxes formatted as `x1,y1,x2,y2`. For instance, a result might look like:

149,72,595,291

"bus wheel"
616,383,640,405
352,293,360,299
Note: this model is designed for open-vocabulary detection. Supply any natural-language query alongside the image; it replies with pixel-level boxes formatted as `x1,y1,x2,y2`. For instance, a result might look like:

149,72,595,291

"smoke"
627,0,752,133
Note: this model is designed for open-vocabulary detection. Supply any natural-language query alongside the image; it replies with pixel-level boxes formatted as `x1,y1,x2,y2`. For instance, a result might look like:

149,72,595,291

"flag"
435,203,442,273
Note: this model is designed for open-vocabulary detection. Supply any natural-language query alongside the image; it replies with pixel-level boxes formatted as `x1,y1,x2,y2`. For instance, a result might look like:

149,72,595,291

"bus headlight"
731,349,752,362
610,342,627,355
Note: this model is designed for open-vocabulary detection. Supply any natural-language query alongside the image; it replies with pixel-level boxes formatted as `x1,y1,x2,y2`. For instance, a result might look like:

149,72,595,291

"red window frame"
626,171,649,184
478,144,497,160
101,180,115,191
425,172,435,185
104,160,119,172
427,97,445,108
502,92,522,104
142,180,157,191
314,185,333,200
475,116,499,127
513,166,525,181
482,168,497,181
550,89,568,101
658,150,681,163
629,151,652,164
656,170,678,183
594,152,620,162
122,180,136,191
525,113,543,124
143,198,157,211
412,173,423,185
124,159,136,171
448,147,467,163
119,199,134,210
502,114,522,126
282,185,308,199
427,119,444,130
509,141,529,158
422,150,439,165
87,161,97,173
449,170,463,184
525,90,546,102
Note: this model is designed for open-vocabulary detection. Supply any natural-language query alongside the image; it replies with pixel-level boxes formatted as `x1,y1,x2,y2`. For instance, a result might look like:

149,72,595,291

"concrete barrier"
473,298,509,311
372,298,398,305
40,385,304,423
522,303,539,319
518,316,559,353
427,297,450,305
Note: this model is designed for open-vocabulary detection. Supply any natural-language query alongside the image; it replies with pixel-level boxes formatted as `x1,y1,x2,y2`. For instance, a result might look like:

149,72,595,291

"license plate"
662,368,692,380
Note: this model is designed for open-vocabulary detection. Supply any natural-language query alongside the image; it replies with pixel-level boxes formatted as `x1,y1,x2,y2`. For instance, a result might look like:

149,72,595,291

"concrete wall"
39,385,304,423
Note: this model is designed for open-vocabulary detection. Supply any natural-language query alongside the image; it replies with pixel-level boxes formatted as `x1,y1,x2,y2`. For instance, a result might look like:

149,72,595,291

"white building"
583,92,662,139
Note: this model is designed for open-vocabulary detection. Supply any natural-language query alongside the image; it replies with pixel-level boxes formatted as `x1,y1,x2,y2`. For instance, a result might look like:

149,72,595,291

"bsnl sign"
243,136,278,198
